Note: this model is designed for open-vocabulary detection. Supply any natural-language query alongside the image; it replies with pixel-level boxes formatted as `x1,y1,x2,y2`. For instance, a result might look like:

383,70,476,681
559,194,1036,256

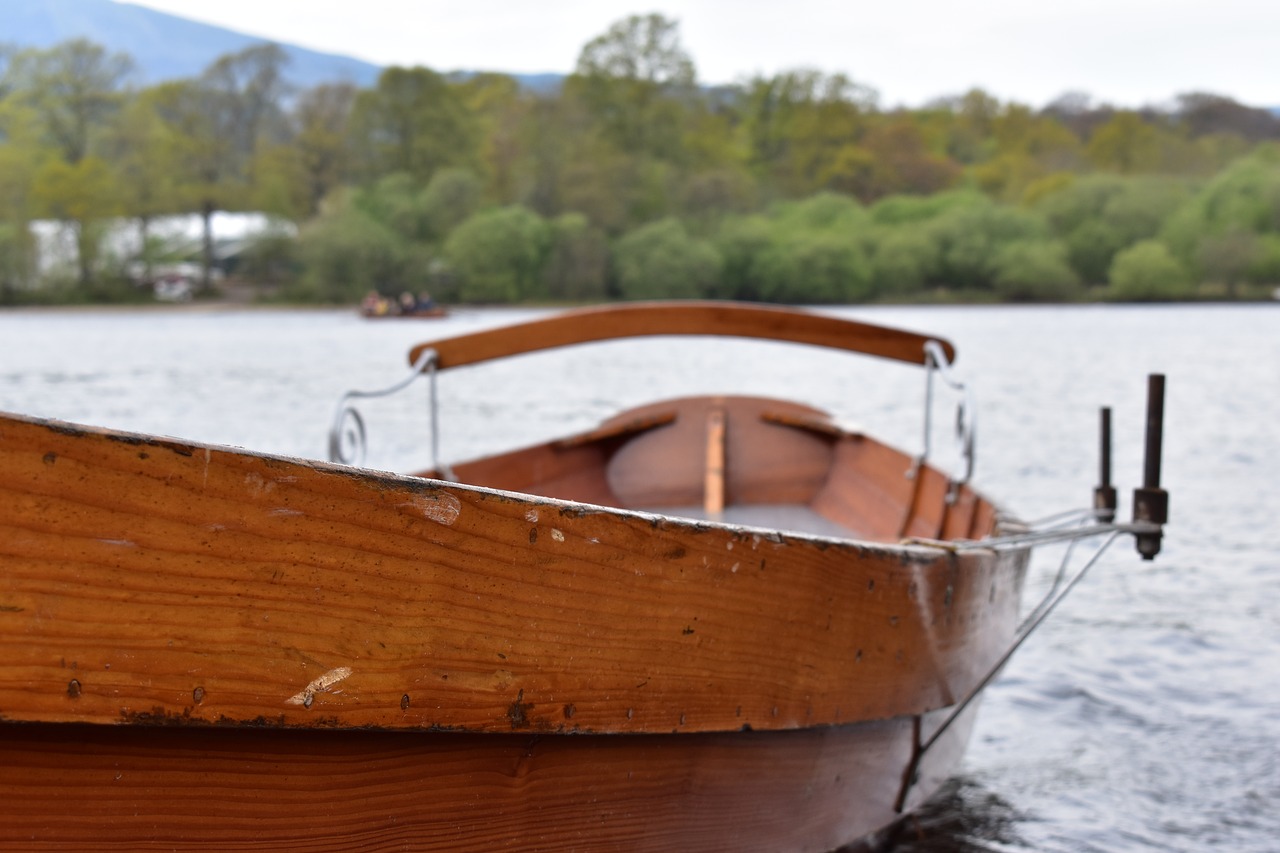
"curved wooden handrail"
408,302,956,371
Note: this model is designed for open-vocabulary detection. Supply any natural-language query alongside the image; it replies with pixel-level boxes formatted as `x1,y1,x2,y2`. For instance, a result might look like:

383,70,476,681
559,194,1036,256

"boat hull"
0,409,1027,849
0,703,979,852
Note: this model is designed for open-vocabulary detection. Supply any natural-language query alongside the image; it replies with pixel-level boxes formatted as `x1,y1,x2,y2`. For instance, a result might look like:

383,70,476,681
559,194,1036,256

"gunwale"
0,410,1026,736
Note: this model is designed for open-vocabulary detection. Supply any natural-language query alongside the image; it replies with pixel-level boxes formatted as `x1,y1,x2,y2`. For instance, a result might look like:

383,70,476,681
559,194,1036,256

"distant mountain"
2,0,564,93
3,0,382,89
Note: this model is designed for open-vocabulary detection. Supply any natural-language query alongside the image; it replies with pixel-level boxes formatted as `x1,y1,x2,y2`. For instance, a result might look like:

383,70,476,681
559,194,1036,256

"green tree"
571,13,697,160
31,156,120,286
4,39,133,286
1107,240,1193,300
289,83,357,216
1087,112,1163,174
741,69,878,197
348,66,478,184
3,39,133,165
755,229,873,303
991,240,1080,301
869,227,938,296
150,44,290,289
294,198,417,302
542,212,609,300
444,206,549,302
614,218,721,299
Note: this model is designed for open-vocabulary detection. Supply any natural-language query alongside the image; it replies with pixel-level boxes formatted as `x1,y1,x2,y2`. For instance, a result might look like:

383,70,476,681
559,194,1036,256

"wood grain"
407,302,957,371
0,412,1027,735
0,704,982,852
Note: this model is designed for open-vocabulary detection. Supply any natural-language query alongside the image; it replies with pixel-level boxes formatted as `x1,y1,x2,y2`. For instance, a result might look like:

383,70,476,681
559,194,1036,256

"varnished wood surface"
407,302,957,371
0,410,1027,734
0,703,981,852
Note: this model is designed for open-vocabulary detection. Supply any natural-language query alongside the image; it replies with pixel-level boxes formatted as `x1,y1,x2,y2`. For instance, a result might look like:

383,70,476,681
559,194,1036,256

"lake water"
2,302,1277,852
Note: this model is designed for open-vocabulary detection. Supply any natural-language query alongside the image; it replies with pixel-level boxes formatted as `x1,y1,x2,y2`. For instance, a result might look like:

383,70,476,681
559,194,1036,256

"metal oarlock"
1094,406,1117,523
1133,374,1168,560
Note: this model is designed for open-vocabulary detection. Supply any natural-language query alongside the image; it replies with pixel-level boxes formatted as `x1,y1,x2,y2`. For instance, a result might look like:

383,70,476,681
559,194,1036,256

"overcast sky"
125,0,1276,109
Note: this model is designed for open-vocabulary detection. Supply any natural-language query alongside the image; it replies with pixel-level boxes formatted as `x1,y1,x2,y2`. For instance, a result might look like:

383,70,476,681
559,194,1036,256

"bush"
614,218,721,300
992,240,1080,301
869,228,938,295
542,213,608,301
444,206,549,303
755,230,873,303
1107,240,1194,300
294,206,418,303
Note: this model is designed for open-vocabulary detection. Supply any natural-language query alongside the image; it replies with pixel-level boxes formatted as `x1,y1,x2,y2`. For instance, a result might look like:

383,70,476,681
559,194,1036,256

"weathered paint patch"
405,492,462,526
525,509,539,523
287,666,353,707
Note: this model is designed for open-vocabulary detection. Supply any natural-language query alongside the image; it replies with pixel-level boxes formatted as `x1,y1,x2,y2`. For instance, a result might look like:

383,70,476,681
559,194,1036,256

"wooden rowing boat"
0,302,1041,850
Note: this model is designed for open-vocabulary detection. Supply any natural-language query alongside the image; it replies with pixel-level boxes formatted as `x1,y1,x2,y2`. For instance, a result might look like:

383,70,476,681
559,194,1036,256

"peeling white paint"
405,493,462,526
287,666,353,707
551,529,565,542
270,507,304,517
96,538,136,547
525,509,539,523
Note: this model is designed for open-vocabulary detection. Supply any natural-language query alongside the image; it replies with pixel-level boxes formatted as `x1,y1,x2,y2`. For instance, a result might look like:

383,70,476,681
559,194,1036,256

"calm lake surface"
2,303,1277,852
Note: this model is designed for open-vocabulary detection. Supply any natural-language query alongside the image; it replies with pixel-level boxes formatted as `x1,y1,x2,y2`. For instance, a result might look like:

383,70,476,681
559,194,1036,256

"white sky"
124,0,1276,108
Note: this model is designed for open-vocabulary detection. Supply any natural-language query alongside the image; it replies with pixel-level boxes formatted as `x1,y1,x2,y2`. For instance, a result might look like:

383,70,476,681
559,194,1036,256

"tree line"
2,14,1279,305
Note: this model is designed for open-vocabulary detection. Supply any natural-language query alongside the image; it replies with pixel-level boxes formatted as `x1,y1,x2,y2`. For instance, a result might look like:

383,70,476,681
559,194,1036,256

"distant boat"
360,304,449,319
0,301,1169,850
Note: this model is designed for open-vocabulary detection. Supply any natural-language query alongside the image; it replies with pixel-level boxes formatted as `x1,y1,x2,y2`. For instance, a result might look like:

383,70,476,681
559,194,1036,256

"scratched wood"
407,301,957,372
0,703,982,852
0,410,1027,734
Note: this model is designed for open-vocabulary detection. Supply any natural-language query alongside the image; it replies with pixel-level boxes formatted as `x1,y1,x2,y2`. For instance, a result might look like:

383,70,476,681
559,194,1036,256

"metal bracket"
328,347,448,476
915,340,976,497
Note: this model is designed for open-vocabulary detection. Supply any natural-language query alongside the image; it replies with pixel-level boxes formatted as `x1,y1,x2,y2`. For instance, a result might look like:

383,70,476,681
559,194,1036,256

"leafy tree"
150,44,291,289
289,83,357,216
444,205,549,302
741,69,877,197
542,212,608,300
713,214,773,300
614,217,720,299
754,229,872,303
1107,240,1193,300
571,13,696,160
991,240,1080,301
869,227,938,295
3,39,132,285
1086,112,1163,174
31,156,119,285
348,66,478,184
3,39,133,165
419,168,483,240
926,196,1045,290
293,198,418,302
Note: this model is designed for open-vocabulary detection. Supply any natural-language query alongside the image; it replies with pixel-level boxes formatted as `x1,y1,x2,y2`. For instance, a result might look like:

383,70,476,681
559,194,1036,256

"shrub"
445,206,549,303
1107,240,1194,300
614,218,721,300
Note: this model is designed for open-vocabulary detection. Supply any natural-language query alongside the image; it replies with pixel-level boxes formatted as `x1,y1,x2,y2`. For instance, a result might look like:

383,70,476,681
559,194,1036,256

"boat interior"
413,393,998,546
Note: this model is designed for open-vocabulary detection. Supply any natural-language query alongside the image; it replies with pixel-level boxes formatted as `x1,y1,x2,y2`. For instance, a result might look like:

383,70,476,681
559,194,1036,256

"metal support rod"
895,529,1122,812
1132,374,1168,560
1094,407,1117,522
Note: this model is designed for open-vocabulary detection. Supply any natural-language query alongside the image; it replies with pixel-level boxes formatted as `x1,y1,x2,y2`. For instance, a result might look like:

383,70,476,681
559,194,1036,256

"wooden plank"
407,302,957,371
704,407,726,515
0,413,1027,734
0,720,909,852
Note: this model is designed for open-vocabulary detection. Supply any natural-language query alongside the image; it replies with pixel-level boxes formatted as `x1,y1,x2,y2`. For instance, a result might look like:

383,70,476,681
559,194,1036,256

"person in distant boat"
361,290,381,315
416,291,436,312
398,292,416,315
